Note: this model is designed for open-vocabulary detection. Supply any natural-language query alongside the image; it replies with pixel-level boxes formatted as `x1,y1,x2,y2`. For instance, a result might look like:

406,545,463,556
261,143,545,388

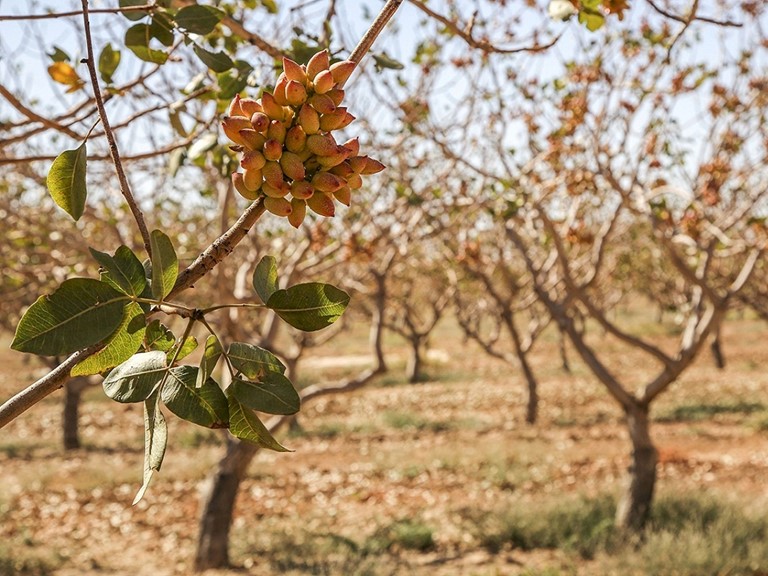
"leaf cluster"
11,241,349,502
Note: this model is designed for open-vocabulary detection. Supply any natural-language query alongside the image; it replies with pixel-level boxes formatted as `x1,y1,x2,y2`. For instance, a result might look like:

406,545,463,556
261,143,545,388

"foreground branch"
0,198,266,429
0,346,100,428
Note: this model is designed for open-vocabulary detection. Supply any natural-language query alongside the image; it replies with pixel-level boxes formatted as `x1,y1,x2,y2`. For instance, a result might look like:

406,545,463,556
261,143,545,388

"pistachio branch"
349,0,403,66
0,0,405,429
81,0,153,258
0,346,101,428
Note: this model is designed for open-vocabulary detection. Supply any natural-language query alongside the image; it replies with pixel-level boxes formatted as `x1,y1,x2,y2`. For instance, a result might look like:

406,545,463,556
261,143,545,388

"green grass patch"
464,492,768,575
0,541,61,575
233,515,435,574
609,493,768,575
655,401,765,423
464,494,616,558
381,410,453,433
240,530,382,575
366,518,436,552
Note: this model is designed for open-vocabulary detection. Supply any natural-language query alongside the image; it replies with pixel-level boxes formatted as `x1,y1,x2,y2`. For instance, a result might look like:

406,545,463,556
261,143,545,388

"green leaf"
149,230,178,300
174,5,225,35
72,302,146,376
227,342,285,379
98,43,121,84
217,64,252,100
171,336,198,362
144,321,175,351
120,0,150,21
102,350,167,403
227,394,290,452
253,256,279,303
133,393,167,505
90,245,146,297
160,366,228,428
47,143,87,221
168,147,186,176
231,373,300,415
193,45,234,72
267,283,349,332
11,278,127,356
48,46,70,63
197,335,222,388
125,24,168,64
169,107,188,137
150,13,175,47
578,9,605,31
259,0,278,14
373,52,405,71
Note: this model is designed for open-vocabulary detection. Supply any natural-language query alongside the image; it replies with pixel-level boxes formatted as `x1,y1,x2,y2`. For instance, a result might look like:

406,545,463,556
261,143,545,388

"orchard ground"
2,302,768,576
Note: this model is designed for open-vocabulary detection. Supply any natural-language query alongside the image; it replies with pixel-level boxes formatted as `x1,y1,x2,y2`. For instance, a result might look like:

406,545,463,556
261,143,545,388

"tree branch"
81,0,153,258
170,198,267,298
348,0,403,67
408,0,561,54
0,346,101,428
0,85,83,141
645,0,742,27
0,4,156,21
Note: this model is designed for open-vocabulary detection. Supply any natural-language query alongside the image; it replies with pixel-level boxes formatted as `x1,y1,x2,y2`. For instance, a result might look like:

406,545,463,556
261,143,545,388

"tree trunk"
194,437,258,571
615,403,657,531
507,314,539,424
558,328,571,374
710,333,725,369
62,377,90,450
519,352,539,425
406,338,423,383
370,272,388,372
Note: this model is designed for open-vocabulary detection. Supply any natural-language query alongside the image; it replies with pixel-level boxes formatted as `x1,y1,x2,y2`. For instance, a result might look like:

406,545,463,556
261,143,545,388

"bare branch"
0,84,83,141
0,346,101,428
645,0,742,27
0,4,156,21
348,0,404,67
408,0,561,54
81,0,153,257
169,198,267,298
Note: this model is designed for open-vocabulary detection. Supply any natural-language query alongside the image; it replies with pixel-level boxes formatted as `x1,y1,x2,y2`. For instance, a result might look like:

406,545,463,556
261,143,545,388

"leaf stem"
199,302,266,315
80,0,153,258
168,317,197,368
199,317,237,381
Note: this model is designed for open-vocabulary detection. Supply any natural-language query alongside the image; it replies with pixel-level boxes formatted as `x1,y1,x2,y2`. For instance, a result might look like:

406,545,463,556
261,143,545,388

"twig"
81,0,153,258
408,0,561,54
0,85,83,141
172,0,286,59
0,128,207,166
169,198,267,298
0,198,267,429
0,4,155,21
348,0,403,66
645,0,742,27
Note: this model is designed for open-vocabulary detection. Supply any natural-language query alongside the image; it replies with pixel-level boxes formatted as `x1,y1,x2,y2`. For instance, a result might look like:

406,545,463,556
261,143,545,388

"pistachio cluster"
222,50,385,228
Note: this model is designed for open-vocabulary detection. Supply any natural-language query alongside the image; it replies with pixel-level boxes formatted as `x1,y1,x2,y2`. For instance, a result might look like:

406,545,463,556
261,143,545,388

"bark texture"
194,437,258,571
615,404,658,530
62,377,92,450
